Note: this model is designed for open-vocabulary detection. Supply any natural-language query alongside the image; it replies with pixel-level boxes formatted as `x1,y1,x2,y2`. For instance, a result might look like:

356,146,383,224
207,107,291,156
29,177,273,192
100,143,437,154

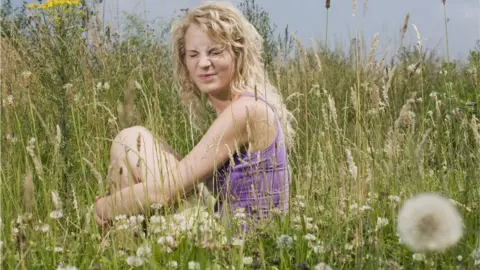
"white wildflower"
359,205,372,212
126,256,143,267
388,195,401,203
21,71,32,78
234,208,247,219
56,265,78,270
6,134,18,143
188,261,201,270
314,262,333,270
34,223,50,233
6,95,13,105
457,255,462,261
375,217,389,231
397,193,463,252
311,244,325,254
231,238,244,246
157,236,176,253
304,233,316,241
150,215,164,224
50,210,63,219
243,256,253,265
129,215,145,224
115,215,127,221
166,261,178,269
412,253,425,261
276,234,294,249
136,245,151,257
54,247,64,253
471,248,480,265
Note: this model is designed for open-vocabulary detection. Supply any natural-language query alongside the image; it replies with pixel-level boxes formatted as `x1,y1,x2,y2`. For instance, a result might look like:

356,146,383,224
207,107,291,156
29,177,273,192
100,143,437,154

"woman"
94,1,296,226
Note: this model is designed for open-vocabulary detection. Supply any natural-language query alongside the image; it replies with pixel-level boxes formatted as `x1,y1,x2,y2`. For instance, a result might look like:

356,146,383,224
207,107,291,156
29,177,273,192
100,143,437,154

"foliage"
1,0,480,269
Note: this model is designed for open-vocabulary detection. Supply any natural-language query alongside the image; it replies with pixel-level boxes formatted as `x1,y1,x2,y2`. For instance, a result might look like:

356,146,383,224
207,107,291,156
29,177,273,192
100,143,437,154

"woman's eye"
211,50,222,55
188,54,198,58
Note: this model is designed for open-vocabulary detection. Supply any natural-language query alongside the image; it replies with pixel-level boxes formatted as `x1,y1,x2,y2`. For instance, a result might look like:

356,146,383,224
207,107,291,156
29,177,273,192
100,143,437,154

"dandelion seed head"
276,234,294,249
397,193,463,252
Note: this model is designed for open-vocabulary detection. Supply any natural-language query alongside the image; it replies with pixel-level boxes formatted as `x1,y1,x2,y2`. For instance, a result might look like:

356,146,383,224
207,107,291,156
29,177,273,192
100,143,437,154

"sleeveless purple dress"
209,93,290,220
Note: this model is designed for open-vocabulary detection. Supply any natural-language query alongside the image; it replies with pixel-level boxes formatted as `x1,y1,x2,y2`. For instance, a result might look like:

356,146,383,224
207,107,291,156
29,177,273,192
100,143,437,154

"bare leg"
106,126,214,211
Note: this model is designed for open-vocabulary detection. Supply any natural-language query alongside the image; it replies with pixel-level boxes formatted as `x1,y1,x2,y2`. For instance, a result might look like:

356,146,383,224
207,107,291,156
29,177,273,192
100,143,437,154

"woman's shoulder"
233,93,279,153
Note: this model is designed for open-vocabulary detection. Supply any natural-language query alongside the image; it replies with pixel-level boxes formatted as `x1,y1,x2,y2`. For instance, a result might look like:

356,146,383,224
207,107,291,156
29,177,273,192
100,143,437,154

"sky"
11,0,480,61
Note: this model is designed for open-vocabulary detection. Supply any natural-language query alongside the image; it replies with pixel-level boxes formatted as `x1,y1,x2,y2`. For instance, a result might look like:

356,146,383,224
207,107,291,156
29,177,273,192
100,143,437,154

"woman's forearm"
105,164,188,218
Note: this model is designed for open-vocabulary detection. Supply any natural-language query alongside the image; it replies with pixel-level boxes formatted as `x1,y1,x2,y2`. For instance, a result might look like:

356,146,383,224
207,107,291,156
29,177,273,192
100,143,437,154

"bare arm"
95,99,254,223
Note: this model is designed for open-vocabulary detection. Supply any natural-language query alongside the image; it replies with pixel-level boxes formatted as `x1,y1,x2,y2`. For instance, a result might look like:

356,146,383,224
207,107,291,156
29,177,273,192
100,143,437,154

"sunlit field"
1,0,480,269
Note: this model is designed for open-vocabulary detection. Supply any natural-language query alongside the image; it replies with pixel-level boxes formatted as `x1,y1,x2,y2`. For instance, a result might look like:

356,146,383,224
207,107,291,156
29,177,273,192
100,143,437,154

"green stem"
325,9,329,50
443,3,450,62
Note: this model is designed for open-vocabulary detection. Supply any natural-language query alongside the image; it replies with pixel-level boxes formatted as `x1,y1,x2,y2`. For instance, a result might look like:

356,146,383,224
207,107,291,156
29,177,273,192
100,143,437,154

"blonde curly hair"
171,1,296,148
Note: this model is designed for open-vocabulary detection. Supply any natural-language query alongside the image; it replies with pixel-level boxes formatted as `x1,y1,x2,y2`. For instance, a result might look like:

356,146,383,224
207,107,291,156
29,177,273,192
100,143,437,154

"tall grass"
1,1,480,269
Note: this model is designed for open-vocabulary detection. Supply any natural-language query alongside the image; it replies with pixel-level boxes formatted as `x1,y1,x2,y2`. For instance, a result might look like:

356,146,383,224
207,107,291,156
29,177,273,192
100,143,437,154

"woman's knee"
110,126,152,158
109,125,179,183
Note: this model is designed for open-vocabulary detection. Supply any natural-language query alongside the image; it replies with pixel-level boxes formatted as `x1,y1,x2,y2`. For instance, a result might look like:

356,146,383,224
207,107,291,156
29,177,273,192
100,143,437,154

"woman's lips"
198,74,215,80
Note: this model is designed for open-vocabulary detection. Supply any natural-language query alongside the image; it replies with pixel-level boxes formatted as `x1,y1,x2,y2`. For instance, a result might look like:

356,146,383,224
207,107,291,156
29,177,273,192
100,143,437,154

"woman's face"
184,24,235,96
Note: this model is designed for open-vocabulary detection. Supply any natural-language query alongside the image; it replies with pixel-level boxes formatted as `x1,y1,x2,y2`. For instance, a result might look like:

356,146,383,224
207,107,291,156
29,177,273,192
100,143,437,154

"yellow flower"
27,3,38,9
71,0,80,5
39,3,47,8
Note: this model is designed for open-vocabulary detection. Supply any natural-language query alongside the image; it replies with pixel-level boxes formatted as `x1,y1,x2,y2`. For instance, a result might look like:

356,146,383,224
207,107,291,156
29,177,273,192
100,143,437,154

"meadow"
1,0,480,269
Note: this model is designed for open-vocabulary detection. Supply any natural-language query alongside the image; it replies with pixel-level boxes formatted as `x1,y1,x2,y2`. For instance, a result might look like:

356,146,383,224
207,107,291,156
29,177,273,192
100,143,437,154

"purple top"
208,93,290,219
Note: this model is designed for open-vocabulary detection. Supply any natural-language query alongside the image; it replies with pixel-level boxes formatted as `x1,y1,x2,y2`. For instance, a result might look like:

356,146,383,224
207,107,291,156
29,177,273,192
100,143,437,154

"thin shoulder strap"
240,92,276,112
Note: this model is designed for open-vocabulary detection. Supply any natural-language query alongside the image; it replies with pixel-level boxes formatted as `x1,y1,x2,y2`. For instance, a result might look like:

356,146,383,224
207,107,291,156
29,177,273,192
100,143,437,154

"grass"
1,1,480,269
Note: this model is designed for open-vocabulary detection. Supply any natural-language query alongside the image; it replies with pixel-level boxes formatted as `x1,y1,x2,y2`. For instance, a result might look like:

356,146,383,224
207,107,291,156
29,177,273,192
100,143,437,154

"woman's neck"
208,91,242,116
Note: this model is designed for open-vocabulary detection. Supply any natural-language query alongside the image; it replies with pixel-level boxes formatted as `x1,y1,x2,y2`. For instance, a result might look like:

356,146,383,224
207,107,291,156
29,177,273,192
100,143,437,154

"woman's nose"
198,55,212,68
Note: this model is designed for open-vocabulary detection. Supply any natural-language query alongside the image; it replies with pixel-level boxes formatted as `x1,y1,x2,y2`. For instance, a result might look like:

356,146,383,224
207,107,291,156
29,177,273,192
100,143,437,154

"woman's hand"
94,195,111,227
